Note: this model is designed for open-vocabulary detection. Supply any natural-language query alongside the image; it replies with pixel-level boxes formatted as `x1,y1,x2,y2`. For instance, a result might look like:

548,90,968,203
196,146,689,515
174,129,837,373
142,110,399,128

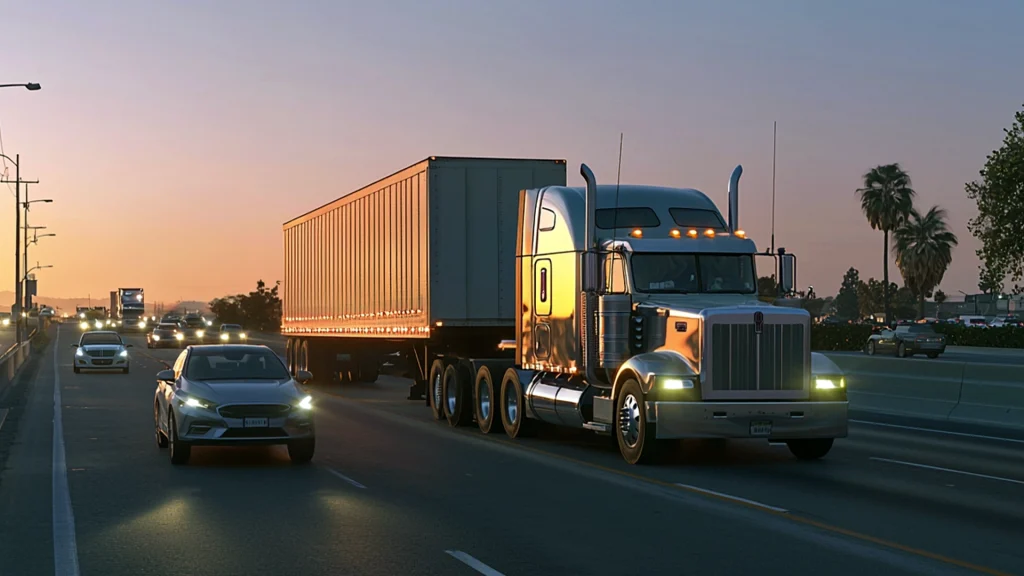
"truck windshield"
631,253,756,294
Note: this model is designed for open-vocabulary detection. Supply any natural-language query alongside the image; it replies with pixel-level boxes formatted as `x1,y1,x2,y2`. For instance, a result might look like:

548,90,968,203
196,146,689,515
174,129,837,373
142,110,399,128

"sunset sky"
1,0,1022,304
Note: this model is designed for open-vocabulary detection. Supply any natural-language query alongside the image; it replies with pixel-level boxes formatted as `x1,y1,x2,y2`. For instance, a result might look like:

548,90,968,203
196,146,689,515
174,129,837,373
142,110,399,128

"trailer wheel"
442,363,472,427
474,365,502,434
615,378,663,465
428,359,446,420
500,368,537,438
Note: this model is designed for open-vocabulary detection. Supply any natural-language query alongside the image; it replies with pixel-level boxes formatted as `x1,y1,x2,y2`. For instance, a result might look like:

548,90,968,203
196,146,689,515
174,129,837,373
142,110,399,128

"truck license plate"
243,418,269,428
750,420,772,436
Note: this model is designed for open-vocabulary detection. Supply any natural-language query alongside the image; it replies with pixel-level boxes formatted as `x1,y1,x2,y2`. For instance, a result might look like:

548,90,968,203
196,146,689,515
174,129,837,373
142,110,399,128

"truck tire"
500,368,537,438
442,364,472,427
428,359,446,420
786,438,833,460
285,338,296,375
474,365,502,434
615,379,663,465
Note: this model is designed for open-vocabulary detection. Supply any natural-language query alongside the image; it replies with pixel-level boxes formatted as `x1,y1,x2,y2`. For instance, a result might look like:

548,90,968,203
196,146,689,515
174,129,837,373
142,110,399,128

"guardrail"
0,327,42,401
824,353,1024,432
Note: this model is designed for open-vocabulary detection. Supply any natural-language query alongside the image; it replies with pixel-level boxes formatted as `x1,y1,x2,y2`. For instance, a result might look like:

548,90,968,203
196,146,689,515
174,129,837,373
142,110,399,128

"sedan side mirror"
71,344,79,348
295,370,313,384
125,344,133,348
156,369,175,382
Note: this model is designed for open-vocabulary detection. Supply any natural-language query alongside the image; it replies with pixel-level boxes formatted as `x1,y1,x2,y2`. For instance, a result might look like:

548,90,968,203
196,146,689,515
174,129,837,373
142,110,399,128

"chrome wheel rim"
445,372,458,414
505,383,518,424
478,379,491,422
619,394,641,448
432,372,443,410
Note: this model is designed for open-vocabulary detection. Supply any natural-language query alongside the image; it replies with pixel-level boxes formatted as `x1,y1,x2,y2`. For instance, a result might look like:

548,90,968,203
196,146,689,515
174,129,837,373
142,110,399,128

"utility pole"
0,159,39,345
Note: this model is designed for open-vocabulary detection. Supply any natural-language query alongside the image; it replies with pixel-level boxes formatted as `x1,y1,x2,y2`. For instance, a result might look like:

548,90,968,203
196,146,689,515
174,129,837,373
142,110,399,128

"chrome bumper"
74,355,129,368
649,401,848,440
175,405,314,445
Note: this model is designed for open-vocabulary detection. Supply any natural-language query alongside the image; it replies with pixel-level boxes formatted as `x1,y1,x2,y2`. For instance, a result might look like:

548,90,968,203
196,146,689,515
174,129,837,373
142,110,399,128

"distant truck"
116,288,146,332
281,156,848,464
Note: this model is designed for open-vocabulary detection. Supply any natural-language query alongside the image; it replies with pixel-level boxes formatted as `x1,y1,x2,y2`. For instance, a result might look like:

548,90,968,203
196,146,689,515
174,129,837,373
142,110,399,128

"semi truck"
116,288,146,332
281,156,848,464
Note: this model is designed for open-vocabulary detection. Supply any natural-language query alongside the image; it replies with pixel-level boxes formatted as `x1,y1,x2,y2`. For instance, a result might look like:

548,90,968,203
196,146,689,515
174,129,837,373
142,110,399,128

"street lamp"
0,83,41,91
22,263,52,319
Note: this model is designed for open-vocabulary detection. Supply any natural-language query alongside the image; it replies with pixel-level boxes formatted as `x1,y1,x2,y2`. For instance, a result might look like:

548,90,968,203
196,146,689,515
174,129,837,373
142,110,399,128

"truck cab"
504,164,848,464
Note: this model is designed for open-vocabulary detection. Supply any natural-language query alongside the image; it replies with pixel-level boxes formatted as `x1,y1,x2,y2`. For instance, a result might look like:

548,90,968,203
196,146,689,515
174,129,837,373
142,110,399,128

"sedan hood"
183,379,300,403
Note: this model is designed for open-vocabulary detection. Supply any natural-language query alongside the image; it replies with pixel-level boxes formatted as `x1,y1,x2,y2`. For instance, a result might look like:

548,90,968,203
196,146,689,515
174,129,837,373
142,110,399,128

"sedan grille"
86,349,116,358
707,322,807,394
218,404,291,419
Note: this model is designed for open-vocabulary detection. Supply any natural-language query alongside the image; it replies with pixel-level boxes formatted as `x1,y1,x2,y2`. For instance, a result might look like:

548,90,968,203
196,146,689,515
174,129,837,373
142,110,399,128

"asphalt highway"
0,326,1022,575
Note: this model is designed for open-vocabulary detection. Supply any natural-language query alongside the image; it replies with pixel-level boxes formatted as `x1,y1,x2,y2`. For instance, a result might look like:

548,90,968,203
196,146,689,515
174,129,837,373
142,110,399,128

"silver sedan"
153,344,316,465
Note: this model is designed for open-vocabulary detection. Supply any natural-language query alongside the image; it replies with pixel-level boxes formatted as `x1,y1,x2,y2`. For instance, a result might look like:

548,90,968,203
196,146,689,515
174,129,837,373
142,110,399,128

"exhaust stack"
728,165,743,232
579,163,602,386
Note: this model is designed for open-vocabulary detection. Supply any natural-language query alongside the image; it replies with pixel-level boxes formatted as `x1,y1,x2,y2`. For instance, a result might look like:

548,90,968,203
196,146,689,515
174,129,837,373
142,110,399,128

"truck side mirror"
779,253,796,295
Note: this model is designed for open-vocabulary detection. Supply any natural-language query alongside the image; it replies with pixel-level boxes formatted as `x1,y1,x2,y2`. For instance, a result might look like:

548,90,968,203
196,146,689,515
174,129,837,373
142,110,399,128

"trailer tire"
442,363,472,427
500,368,537,438
428,359,446,420
474,365,502,434
615,379,663,465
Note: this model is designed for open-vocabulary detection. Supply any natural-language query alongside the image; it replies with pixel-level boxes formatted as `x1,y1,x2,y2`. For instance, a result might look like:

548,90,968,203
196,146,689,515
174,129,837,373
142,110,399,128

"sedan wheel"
154,404,167,449
168,413,191,465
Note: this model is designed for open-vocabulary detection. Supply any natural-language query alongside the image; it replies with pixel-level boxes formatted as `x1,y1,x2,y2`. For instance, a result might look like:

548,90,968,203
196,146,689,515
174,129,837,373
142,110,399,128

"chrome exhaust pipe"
728,165,743,232
579,163,602,386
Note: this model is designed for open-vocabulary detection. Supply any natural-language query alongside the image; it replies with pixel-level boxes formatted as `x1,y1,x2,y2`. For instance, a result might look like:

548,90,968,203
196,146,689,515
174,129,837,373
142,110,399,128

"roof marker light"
704,229,716,238
735,230,747,238
630,228,643,238
687,229,698,238
669,229,682,238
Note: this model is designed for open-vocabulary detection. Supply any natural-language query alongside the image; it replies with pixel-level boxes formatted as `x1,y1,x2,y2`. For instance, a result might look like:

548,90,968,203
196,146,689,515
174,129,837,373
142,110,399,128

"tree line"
208,279,282,332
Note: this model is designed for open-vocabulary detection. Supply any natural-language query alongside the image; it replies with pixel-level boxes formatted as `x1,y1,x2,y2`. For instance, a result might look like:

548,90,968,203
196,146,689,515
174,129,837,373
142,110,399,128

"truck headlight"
196,330,205,338
1,318,8,326
814,376,845,390
663,378,694,390
138,321,146,329
80,321,89,330
175,333,184,340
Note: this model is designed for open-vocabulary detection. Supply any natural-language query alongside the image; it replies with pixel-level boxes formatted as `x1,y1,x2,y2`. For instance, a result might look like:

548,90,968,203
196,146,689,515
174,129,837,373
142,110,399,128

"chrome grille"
708,323,805,392
218,404,290,419
86,349,116,357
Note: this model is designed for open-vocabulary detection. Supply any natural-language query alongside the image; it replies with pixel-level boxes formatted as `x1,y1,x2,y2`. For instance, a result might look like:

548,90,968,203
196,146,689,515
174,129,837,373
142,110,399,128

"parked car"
864,324,946,358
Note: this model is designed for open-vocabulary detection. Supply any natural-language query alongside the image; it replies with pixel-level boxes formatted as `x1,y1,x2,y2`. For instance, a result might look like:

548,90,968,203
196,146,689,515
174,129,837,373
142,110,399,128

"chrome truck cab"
506,163,848,464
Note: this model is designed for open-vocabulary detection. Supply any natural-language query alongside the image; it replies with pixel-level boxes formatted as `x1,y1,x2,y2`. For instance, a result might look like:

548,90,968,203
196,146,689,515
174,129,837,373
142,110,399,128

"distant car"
217,324,248,343
178,315,206,344
0,312,11,328
79,317,108,331
153,345,316,465
148,322,185,348
72,330,133,373
864,324,946,358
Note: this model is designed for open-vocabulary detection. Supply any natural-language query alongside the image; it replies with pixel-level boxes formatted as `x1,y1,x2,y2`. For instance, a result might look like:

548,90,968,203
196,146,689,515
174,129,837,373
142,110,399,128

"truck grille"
708,322,806,393
218,404,291,419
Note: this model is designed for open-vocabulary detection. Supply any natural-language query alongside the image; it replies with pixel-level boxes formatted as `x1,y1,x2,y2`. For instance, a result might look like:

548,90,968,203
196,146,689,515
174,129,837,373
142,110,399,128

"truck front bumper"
649,401,848,440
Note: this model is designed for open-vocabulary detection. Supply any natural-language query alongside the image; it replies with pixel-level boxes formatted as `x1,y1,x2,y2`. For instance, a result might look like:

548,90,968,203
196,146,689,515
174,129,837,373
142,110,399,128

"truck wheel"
442,364,472,427
285,339,296,375
474,365,502,434
500,368,537,438
615,379,663,465
428,359,446,420
786,438,833,460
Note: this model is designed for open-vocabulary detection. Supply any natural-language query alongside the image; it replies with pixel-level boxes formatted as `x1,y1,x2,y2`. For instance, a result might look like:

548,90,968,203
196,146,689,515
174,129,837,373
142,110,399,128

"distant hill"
0,291,209,315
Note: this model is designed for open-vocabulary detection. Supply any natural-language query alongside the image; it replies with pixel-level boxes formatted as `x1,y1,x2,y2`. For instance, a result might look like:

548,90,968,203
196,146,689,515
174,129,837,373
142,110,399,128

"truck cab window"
603,253,628,294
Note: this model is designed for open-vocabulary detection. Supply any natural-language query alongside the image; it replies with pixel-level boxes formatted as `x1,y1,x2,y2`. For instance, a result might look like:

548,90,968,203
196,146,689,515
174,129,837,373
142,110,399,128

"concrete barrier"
0,331,37,403
824,352,1024,433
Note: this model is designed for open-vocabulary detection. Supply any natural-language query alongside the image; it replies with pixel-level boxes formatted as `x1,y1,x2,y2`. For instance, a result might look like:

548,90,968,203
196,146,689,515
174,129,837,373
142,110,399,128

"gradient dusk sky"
1,0,1022,304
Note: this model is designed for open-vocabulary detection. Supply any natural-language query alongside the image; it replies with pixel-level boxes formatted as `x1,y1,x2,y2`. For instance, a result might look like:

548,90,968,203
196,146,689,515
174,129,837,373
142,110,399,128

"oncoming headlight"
175,333,184,340
196,330,205,338
815,376,845,390
119,350,128,357
138,321,146,329
298,395,313,410
80,321,89,330
220,333,229,340
152,334,161,341
662,378,695,390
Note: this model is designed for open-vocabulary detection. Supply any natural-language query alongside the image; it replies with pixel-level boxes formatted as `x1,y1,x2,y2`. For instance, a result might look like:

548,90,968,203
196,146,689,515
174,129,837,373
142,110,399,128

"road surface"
0,326,1022,575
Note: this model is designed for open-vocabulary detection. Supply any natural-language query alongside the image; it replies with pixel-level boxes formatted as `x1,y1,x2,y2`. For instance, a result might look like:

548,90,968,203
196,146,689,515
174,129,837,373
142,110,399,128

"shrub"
931,323,1024,348
810,324,874,351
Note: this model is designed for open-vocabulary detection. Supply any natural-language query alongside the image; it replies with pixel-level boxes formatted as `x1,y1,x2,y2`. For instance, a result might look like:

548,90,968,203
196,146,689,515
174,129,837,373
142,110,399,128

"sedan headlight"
298,395,313,410
75,348,84,357
196,330,205,338
1,318,9,326
79,321,88,330
220,332,229,340
94,321,103,329
138,321,146,329
239,333,247,339
178,393,215,410
175,333,184,340
152,334,161,341
119,350,128,357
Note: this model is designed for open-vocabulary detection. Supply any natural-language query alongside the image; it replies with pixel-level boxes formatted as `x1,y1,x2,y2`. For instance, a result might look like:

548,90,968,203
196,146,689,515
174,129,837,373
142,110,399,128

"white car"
72,330,133,374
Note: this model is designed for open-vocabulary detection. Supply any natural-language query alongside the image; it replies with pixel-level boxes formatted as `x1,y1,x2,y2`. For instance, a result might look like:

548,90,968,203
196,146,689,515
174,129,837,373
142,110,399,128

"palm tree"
893,206,959,319
856,164,916,323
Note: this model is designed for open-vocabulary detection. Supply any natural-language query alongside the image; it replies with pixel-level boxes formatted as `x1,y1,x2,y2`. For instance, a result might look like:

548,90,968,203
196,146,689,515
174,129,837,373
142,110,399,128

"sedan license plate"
750,420,772,437
243,417,269,428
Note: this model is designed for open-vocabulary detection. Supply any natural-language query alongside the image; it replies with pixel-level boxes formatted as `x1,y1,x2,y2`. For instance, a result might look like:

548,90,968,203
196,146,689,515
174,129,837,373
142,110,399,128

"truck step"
583,422,612,434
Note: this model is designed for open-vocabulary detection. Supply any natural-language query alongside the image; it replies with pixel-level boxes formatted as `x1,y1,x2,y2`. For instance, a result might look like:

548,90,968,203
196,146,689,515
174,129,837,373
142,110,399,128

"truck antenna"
770,121,777,255
612,132,624,232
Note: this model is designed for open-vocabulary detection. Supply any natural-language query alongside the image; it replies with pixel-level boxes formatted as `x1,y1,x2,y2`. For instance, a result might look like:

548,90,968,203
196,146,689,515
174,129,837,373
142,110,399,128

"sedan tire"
168,413,191,465
288,438,315,464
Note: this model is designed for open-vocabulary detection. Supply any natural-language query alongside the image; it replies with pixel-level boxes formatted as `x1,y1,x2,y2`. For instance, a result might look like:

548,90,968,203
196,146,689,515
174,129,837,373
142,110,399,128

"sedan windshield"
221,324,242,331
184,348,290,381
631,253,756,294
156,323,178,330
80,333,123,346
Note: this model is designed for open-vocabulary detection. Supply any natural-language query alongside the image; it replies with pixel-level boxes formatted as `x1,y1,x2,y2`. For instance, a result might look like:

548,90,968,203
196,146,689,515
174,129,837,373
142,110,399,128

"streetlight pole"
22,184,53,313
0,156,38,345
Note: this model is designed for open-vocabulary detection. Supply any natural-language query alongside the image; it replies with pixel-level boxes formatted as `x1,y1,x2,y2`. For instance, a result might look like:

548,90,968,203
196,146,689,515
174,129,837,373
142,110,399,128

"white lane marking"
325,467,366,489
870,457,1024,486
674,483,789,513
444,550,506,576
851,419,1024,445
52,327,81,575
0,408,8,432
